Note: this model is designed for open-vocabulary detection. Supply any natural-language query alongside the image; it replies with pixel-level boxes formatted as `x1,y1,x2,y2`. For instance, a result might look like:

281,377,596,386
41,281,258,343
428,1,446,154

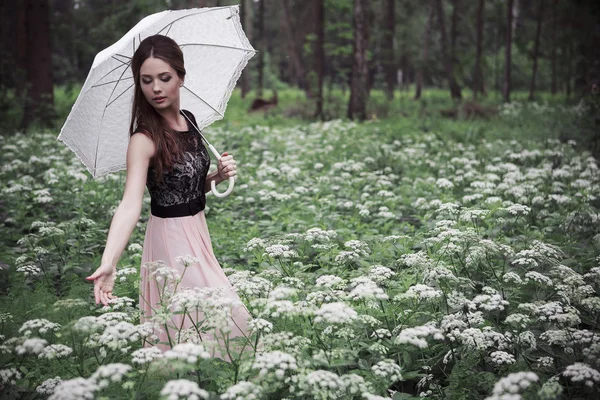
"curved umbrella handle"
211,176,235,198
207,144,235,198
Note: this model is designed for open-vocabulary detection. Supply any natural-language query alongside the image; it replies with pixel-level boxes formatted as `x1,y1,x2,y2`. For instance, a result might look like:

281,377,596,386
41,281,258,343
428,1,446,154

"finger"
94,282,100,304
86,271,99,281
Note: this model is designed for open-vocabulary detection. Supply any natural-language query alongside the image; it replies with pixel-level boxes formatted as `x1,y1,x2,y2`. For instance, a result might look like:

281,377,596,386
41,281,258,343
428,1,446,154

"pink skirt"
139,210,253,362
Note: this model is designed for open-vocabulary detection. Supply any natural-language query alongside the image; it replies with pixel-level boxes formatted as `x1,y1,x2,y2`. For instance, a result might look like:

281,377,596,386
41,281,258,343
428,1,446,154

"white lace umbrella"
57,5,256,197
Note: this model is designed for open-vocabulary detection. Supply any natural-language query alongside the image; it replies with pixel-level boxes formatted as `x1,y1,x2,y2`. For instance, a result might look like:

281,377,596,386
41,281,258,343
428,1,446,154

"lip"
153,97,166,103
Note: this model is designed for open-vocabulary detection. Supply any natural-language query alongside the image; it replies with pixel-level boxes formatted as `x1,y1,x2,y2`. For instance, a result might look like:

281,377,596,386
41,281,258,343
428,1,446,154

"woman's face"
139,56,183,111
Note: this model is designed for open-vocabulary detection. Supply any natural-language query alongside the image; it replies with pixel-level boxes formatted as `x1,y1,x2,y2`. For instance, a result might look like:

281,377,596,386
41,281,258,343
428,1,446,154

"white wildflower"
394,325,444,349
562,363,600,388
160,379,209,400
49,377,99,400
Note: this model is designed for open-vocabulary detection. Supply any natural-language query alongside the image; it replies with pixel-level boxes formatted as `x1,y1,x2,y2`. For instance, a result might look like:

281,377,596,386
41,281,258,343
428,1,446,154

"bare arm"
87,132,155,306
101,132,155,267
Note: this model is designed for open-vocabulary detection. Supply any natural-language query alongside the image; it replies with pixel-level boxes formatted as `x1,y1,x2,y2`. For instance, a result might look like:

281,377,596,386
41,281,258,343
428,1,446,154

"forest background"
0,0,599,141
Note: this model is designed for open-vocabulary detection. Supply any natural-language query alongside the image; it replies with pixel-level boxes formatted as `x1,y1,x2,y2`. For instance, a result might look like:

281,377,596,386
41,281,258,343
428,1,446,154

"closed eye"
141,75,172,84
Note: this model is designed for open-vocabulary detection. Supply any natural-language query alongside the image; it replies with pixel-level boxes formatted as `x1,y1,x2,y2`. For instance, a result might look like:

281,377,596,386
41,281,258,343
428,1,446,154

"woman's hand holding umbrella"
217,152,237,181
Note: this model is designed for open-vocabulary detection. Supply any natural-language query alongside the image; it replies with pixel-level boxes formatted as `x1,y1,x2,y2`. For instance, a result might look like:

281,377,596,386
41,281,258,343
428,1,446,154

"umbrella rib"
90,60,129,89
92,81,134,173
93,63,132,172
179,43,256,52
115,53,132,60
105,82,134,109
182,85,223,118
111,56,129,66
92,76,133,89
103,61,132,108
164,22,173,37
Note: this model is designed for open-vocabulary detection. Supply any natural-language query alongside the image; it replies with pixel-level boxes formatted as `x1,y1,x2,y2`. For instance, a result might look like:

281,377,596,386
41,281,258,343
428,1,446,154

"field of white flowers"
1,101,599,399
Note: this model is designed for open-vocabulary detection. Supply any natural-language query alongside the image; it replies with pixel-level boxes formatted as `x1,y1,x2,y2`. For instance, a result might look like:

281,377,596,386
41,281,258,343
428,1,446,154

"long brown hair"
129,34,186,184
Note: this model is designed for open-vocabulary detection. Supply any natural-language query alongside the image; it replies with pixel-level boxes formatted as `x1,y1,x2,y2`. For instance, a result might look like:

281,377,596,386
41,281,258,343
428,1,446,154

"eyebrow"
140,72,172,78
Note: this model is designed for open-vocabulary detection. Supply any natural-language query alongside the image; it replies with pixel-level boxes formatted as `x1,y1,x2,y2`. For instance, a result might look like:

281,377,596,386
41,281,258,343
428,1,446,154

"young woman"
85,35,252,359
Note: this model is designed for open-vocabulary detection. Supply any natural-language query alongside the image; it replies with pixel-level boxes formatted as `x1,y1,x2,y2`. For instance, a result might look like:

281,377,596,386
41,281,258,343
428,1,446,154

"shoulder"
130,129,156,160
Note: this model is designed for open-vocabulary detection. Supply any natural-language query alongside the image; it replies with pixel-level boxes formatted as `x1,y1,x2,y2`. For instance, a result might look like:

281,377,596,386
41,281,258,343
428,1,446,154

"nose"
153,80,161,94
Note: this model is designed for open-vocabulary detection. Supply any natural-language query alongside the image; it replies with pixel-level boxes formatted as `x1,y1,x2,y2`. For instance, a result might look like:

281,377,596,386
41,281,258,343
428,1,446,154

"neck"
155,103,185,130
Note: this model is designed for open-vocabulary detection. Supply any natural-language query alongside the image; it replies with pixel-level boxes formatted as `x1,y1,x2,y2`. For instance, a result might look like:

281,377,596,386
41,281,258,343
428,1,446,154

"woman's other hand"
85,263,118,306
217,152,237,181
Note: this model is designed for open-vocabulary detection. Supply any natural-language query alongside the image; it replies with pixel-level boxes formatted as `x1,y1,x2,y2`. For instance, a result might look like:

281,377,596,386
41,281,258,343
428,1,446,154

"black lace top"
145,109,210,211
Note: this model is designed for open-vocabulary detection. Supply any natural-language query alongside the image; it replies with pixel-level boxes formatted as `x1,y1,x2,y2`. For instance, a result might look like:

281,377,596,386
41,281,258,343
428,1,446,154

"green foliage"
0,87,25,133
447,351,497,399
0,88,599,399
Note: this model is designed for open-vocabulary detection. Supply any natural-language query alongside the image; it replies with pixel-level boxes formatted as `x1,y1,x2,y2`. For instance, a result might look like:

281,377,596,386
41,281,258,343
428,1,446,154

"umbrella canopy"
57,5,256,179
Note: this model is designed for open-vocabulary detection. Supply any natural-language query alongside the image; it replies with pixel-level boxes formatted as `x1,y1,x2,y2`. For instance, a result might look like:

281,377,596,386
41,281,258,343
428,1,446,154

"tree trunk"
433,0,462,99
399,11,409,92
566,41,572,97
282,0,308,93
347,0,369,121
551,0,557,94
22,0,54,130
0,1,20,89
314,0,325,119
382,0,395,100
575,40,587,95
16,1,28,76
415,2,433,100
400,54,408,91
512,0,519,38
240,0,250,98
16,1,28,90
366,7,377,94
257,0,265,97
528,0,544,101
494,0,500,94
503,0,513,102
474,0,485,99
450,0,459,65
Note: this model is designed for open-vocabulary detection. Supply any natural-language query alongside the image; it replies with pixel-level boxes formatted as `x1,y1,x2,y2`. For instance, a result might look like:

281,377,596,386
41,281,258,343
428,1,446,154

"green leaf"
357,359,370,370
402,350,412,368
329,359,357,367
